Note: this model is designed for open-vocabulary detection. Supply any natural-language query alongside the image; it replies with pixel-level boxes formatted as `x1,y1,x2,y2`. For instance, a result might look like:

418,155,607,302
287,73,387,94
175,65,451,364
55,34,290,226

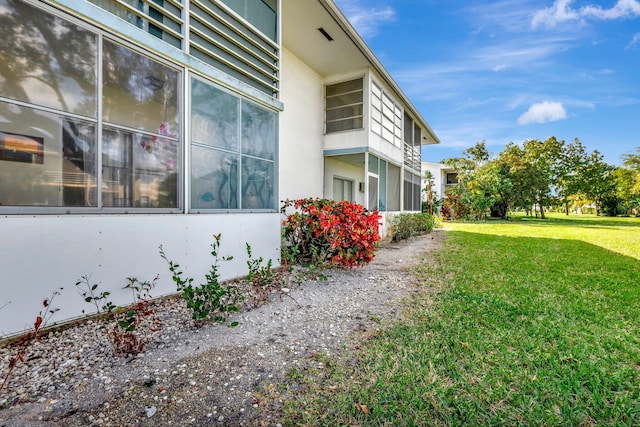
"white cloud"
335,1,395,39
626,33,640,49
518,101,568,125
532,0,580,29
581,0,640,20
532,0,640,28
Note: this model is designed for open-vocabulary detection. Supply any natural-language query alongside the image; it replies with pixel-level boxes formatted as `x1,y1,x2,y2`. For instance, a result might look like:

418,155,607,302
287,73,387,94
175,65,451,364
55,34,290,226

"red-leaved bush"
281,198,382,268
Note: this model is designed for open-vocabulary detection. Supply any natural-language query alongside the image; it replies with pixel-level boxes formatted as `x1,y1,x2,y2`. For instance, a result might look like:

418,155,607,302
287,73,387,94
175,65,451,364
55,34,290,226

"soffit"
281,0,369,77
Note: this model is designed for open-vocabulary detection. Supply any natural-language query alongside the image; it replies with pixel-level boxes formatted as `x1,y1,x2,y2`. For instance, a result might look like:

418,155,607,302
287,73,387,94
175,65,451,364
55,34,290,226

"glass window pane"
0,101,97,207
242,101,275,160
371,82,381,97
191,145,238,209
414,123,421,146
371,121,382,135
387,164,401,211
102,128,178,208
326,79,363,97
326,105,363,121
88,0,143,27
368,175,378,211
102,41,179,135
191,78,239,151
0,0,97,116
333,177,353,202
220,0,277,41
326,118,362,133
368,154,379,174
326,92,363,109
404,112,413,144
242,156,274,209
379,160,387,212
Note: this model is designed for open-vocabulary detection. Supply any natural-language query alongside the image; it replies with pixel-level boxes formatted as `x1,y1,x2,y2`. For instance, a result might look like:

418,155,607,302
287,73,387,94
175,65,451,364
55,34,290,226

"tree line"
437,138,640,220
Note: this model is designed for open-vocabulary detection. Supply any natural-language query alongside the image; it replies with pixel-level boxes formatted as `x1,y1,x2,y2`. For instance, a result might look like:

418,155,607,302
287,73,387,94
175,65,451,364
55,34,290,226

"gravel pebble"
0,232,443,426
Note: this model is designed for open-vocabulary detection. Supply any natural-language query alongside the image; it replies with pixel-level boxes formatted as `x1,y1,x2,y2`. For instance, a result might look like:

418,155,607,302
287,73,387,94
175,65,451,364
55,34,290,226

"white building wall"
278,48,325,200
422,161,448,200
0,214,280,337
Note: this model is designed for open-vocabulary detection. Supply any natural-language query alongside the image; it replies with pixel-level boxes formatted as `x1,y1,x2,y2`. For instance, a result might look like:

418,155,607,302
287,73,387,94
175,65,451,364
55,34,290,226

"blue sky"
334,0,640,166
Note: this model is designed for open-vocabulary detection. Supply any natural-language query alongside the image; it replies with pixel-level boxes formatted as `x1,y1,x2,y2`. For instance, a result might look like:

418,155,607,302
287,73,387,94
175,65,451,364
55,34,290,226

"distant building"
421,162,457,205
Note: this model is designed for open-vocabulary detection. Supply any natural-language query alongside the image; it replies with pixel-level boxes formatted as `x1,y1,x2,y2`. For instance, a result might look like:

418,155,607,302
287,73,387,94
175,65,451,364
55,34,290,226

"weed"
75,275,116,315
246,243,277,307
159,234,241,326
76,276,159,357
1,288,62,393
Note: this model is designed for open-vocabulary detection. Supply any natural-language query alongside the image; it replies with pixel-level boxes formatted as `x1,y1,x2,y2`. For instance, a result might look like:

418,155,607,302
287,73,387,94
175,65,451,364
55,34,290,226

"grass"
277,214,640,426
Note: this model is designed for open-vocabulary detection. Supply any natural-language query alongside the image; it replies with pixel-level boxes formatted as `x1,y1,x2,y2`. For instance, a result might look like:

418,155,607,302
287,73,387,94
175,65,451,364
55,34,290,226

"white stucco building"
421,161,458,204
0,0,439,337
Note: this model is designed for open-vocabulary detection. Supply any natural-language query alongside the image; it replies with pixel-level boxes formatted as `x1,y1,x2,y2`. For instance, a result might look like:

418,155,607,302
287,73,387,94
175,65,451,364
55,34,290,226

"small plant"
119,276,157,332
160,234,241,326
76,276,158,357
246,243,277,307
75,275,116,315
107,276,159,357
1,288,62,393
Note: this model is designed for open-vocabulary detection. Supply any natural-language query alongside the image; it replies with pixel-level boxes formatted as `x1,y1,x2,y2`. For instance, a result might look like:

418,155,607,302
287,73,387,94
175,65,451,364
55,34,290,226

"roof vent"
318,27,334,41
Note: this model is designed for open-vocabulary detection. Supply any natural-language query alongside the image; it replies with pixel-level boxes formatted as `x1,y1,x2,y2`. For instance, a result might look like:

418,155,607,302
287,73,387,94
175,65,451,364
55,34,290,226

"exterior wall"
324,156,366,206
422,161,449,200
279,48,324,200
0,213,280,336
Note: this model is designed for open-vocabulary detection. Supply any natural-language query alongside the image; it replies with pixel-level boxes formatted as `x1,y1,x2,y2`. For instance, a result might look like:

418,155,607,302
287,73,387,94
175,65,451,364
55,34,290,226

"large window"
371,81,402,146
0,1,180,210
190,77,276,211
325,78,364,134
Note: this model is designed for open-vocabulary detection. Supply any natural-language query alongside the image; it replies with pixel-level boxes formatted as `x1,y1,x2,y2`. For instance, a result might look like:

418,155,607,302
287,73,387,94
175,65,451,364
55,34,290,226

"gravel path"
0,231,444,426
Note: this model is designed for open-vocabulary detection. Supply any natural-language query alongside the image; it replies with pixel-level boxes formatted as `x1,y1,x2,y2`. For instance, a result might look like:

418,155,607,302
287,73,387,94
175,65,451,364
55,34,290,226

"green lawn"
279,214,640,426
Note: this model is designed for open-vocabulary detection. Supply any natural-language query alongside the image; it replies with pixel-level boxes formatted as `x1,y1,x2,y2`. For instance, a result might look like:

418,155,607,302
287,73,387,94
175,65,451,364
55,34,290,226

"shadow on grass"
514,214,640,229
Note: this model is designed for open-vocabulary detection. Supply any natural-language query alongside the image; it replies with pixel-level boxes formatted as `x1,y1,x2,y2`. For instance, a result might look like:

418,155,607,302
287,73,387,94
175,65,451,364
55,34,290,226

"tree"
556,138,587,215
519,137,564,219
422,171,438,214
443,141,494,220
613,147,640,215
578,150,615,216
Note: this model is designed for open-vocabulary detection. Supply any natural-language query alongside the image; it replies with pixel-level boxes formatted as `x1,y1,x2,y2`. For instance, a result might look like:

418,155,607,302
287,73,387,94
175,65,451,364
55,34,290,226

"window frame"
188,74,278,213
325,78,365,134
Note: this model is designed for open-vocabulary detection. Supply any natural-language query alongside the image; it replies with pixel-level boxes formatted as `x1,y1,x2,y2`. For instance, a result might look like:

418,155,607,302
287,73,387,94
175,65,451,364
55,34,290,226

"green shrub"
390,212,436,242
281,198,381,268
159,234,241,325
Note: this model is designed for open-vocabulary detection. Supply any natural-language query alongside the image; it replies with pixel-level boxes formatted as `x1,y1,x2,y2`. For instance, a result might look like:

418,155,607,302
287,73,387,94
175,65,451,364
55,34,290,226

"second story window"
371,81,402,146
325,78,364,134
